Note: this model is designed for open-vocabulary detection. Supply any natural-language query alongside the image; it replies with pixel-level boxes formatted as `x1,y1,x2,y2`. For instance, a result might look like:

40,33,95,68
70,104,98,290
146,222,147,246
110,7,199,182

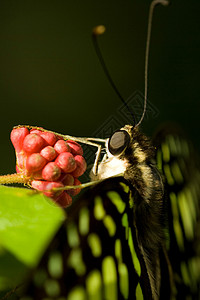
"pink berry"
10,127,29,153
67,140,83,156
54,140,70,154
31,180,63,199
16,165,20,173
60,173,74,186
40,146,57,161
16,151,27,170
26,153,47,172
43,181,63,199
68,178,81,196
30,129,43,135
55,152,76,173
42,162,61,181
56,192,72,208
31,180,46,191
23,133,46,153
40,132,57,146
32,169,43,180
71,155,87,177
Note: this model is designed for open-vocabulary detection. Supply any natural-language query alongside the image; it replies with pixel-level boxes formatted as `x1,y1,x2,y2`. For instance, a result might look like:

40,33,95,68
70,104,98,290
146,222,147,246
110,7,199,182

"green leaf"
0,247,27,292
0,185,65,268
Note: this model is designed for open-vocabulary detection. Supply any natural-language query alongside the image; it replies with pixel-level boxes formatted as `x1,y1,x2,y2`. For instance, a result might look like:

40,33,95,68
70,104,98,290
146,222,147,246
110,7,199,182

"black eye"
108,130,130,156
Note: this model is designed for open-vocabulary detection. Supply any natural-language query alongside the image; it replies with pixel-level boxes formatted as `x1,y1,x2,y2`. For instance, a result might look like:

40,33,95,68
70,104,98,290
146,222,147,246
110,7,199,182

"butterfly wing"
154,126,200,299
20,178,152,300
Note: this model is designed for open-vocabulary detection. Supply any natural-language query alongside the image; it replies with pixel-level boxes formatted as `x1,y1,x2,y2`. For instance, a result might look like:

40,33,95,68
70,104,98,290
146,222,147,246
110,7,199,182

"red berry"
67,140,83,156
31,180,63,199
42,162,61,181
60,173,74,186
54,140,70,154
40,132,57,146
68,178,81,196
31,179,46,191
44,181,64,199
30,129,43,135
55,152,76,173
10,127,29,153
16,151,27,170
26,153,47,172
56,192,72,208
71,155,87,177
23,133,46,153
40,146,57,161
32,169,43,180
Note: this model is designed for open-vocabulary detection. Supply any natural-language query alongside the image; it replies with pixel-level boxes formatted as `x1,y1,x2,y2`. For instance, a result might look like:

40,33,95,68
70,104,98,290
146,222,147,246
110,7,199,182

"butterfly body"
92,125,171,299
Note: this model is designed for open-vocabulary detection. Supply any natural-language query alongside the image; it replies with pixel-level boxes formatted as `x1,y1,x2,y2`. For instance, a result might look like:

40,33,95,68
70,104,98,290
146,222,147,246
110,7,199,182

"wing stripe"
164,164,174,185
103,215,116,237
67,248,86,276
118,262,129,299
102,256,118,300
67,222,80,248
94,196,106,220
79,207,90,236
67,286,86,300
47,251,63,278
86,269,102,300
128,228,141,277
170,192,185,252
178,192,194,241
136,283,144,299
87,233,102,257
44,278,60,297
107,191,126,213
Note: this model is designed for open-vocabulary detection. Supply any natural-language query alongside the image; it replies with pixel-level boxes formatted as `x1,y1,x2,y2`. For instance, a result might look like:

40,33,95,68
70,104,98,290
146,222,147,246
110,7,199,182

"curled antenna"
92,25,136,126
136,0,169,127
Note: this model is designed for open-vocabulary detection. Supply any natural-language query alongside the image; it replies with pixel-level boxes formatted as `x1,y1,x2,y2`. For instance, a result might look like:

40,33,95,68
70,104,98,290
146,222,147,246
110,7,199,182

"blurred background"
0,0,199,174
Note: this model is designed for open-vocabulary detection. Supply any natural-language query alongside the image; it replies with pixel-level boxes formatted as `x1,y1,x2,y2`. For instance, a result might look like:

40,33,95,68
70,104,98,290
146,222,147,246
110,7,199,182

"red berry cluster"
10,127,87,207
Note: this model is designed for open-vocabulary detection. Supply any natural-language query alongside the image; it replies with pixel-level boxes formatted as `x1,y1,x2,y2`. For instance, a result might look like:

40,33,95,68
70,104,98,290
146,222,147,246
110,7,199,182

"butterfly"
12,0,200,299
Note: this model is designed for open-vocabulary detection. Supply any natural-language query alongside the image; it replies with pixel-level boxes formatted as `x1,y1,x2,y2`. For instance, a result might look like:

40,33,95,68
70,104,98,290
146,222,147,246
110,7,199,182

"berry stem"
0,173,29,184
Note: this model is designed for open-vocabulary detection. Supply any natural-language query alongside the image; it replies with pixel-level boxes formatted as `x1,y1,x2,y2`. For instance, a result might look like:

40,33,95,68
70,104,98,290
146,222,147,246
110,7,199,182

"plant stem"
0,173,29,184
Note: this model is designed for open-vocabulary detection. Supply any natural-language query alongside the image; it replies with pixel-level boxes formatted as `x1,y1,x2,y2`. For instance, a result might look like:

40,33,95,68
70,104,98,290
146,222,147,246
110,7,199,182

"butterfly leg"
86,137,107,143
85,137,107,176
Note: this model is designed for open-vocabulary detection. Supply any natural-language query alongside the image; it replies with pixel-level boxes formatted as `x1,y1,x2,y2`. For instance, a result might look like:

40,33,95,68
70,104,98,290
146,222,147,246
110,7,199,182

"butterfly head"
91,125,155,182
108,125,131,157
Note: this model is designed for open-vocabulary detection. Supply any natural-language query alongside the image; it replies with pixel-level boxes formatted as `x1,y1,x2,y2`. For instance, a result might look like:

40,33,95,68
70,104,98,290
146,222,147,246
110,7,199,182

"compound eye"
108,130,130,156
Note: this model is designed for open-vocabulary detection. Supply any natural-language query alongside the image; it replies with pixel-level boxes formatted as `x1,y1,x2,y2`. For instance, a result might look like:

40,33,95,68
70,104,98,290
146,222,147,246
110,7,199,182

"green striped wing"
154,127,200,299
20,178,151,300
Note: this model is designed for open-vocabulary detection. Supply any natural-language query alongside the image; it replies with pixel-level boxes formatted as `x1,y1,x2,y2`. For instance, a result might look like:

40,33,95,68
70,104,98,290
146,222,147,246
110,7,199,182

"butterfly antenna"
136,0,169,127
92,25,136,126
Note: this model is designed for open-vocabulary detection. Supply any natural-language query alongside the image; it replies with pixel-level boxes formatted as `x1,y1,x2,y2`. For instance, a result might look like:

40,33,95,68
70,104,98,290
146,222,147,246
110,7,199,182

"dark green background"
0,0,199,174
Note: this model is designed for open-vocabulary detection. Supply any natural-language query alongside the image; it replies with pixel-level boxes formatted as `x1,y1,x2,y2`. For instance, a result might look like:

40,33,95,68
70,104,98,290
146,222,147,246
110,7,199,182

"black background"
0,0,199,174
